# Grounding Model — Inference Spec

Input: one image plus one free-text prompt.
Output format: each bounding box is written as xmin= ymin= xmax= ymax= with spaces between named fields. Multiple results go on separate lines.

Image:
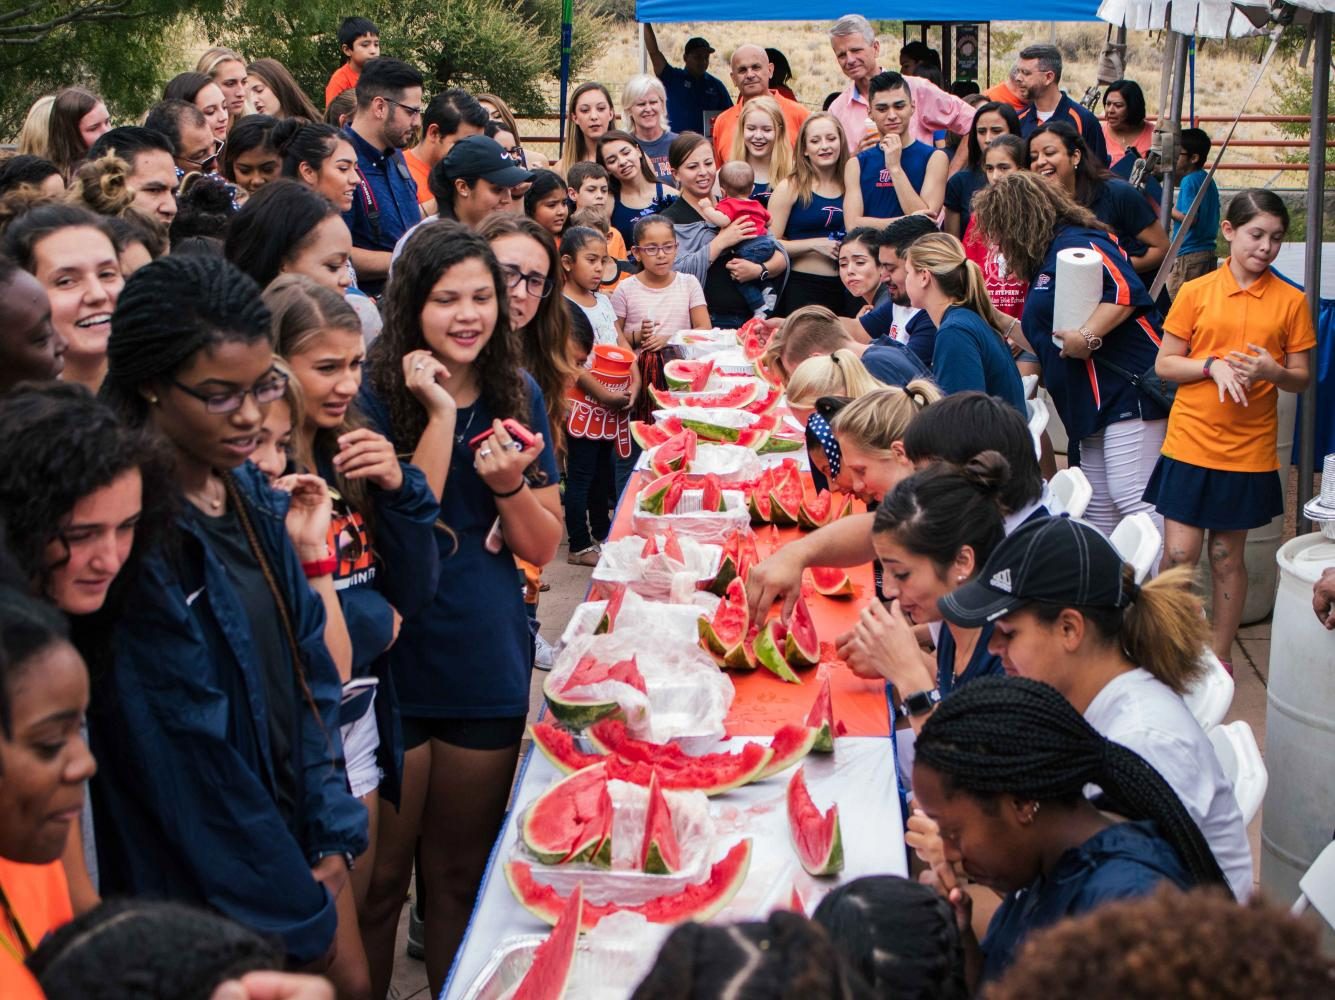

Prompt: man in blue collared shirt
xmin=343 ymin=57 xmax=425 ymax=296
xmin=1015 ymin=44 xmax=1109 ymax=168
xmin=644 ymin=26 xmax=733 ymax=135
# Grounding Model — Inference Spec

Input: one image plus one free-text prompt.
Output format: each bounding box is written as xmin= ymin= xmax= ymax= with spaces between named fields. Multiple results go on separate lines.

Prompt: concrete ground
xmin=388 ymin=540 xmax=1279 ymax=999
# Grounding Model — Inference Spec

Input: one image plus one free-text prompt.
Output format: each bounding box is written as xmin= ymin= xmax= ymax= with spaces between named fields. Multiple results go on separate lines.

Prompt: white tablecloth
xmin=443 ymin=735 xmax=906 ymax=999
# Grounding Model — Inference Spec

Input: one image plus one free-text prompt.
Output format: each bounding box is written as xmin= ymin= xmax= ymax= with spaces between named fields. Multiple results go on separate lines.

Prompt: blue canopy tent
xmin=633 ymin=0 xmax=1100 ymax=20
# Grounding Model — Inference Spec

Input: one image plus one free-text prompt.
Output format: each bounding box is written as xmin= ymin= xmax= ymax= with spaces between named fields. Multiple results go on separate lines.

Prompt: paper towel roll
xmin=1052 ymin=247 xmax=1104 ymax=350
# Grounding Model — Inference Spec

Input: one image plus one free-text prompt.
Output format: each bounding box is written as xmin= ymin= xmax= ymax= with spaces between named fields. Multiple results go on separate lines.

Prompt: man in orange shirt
xmin=324 ymin=16 xmax=380 ymax=108
xmin=711 ymin=44 xmax=809 ymax=165
xmin=985 ymin=64 xmax=1026 ymax=110
xmin=404 ymin=89 xmax=490 ymax=210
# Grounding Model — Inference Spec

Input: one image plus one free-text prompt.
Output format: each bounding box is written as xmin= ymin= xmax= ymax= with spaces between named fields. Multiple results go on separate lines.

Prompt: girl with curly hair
xmin=359 ymin=220 xmax=562 ymax=997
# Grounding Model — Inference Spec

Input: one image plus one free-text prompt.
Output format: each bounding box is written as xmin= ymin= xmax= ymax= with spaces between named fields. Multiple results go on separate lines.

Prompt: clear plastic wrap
xmin=689 ymin=347 xmax=757 ymax=376
xmin=665 ymin=328 xmax=739 ymax=358
xmin=637 ymin=442 xmax=764 ymax=484
xmin=549 ymin=631 xmax=734 ymax=743
xmin=652 ymin=405 xmax=760 ymax=434
xmin=559 ymin=590 xmax=718 ymax=651
xmin=631 ymin=488 xmax=751 ymax=546
xmin=591 ymin=535 xmax=722 ymax=601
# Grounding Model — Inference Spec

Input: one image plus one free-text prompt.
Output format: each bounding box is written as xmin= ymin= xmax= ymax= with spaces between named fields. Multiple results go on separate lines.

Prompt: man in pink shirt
xmin=826 ymin=14 xmax=976 ymax=153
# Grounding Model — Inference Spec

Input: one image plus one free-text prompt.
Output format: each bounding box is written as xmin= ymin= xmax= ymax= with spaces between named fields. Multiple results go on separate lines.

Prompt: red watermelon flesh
xmin=700 ymin=473 xmax=724 ymax=513
xmin=650 ymin=381 xmax=760 ymax=410
xmin=809 ymin=566 xmax=854 ymax=598
xmin=641 ymin=536 xmax=658 ymax=558
xmin=735 ymin=426 xmax=772 ymax=451
xmin=513 ymin=882 xmax=582 ymax=1000
xmin=798 ymin=490 xmax=832 ymax=531
xmin=705 ymin=530 xmax=741 ymax=596
xmin=785 ymin=597 xmax=820 ymax=670
xmin=744 ymin=385 xmax=782 ymax=414
xmin=630 ymin=421 xmax=671 ymax=449
xmin=650 ymin=429 xmax=698 ymax=475
xmin=588 ymin=720 xmax=773 ymax=795
xmin=787 ymin=767 xmax=843 ymax=876
xmin=521 ymin=765 xmax=614 ymax=865
xmin=639 ymin=471 xmax=681 ymax=515
xmin=529 ymin=722 xmax=603 ymax=774
xmin=738 ymin=317 xmax=771 ymax=361
xmin=661 ymin=525 xmax=685 ymax=564
xmin=698 ymin=577 xmax=749 ymax=665
xmin=506 ymin=838 xmax=753 ymax=931
xmin=803 ymin=674 xmax=843 ymax=753
xmin=560 ymin=654 xmax=647 ymax=697
xmin=768 ymin=466 xmax=804 ymax=527
xmin=758 ymin=723 xmax=820 ymax=779
xmin=664 ymin=475 xmax=686 ymax=514
xmin=753 ymin=619 xmax=801 ymax=683
xmin=663 ymin=358 xmax=716 ymax=391
xmin=595 ymin=589 xmax=625 ymax=635
xmin=640 ymin=771 xmax=682 ymax=874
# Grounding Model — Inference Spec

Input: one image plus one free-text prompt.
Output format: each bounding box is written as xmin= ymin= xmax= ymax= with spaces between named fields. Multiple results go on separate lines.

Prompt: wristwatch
xmin=1078 ymin=325 xmax=1103 ymax=352
xmin=894 ymin=688 xmax=942 ymax=720
xmin=1203 ymin=355 xmax=1217 ymax=377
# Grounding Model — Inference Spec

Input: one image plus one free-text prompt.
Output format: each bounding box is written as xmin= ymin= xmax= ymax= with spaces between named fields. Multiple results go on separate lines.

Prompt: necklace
xmin=186 ymin=477 xmax=225 ymax=513
xmin=453 ymin=404 xmax=479 ymax=447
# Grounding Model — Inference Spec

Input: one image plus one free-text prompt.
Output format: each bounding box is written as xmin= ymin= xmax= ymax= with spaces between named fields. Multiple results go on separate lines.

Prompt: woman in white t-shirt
xmin=932 ymin=515 xmax=1253 ymax=901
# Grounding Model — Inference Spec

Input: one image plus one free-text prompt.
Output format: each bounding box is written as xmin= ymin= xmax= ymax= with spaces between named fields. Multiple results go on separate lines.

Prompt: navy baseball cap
xmin=937 ymin=516 xmax=1132 ymax=627
xmin=440 ymin=135 xmax=534 ymax=186
xmin=685 ymin=37 xmax=715 ymax=54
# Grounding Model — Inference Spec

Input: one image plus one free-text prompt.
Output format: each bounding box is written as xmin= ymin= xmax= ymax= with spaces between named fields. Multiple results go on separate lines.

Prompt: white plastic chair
xmin=1182 ymin=649 xmax=1236 ymax=731
xmin=1109 ymin=512 xmax=1162 ymax=584
xmin=1207 ymin=721 xmax=1267 ymax=826
xmin=1021 ymin=373 xmax=1039 ymax=399
xmin=1291 ymin=839 xmax=1335 ymax=925
xmin=1047 ymin=467 xmax=1093 ymax=519
xmin=1025 ymin=397 xmax=1049 ymax=461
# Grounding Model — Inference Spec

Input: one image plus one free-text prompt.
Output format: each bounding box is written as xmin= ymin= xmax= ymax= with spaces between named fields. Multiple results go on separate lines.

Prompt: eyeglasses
xmin=170 ymin=371 xmax=289 ymax=414
xmin=500 ymin=264 xmax=553 ymax=299
xmin=182 ymin=137 xmax=225 ymax=170
xmin=384 ymin=97 xmax=423 ymax=119
xmin=635 ymin=242 xmax=678 ymax=257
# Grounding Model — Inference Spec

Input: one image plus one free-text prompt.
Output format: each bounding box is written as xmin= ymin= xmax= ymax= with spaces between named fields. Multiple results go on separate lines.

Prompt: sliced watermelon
xmin=809 ymin=566 xmax=854 ymax=598
xmin=649 ymin=428 xmax=698 ymax=476
xmin=661 ymin=525 xmax=684 ymax=564
xmin=595 ymin=589 xmax=625 ymax=635
xmin=544 ymin=654 xmax=646 ymax=729
xmin=738 ymin=317 xmax=771 ymax=361
xmin=560 ymin=654 xmax=647 ymax=696
xmin=638 ymin=471 xmax=685 ymax=515
xmin=785 ymin=596 xmax=820 ymax=670
xmin=735 ymin=426 xmax=773 ymax=452
xmin=787 ymin=767 xmax=843 ymax=876
xmin=754 ymin=354 xmax=782 ymax=387
xmin=743 ymin=385 xmax=782 ymax=414
xmin=759 ymin=432 xmax=805 ymax=454
xmin=753 ymin=619 xmax=801 ymax=683
xmin=768 ymin=465 xmax=803 ymax=527
xmin=804 ymin=674 xmax=840 ymax=753
xmin=798 ymin=490 xmax=832 ymax=531
xmin=663 ymin=358 xmax=715 ymax=392
xmin=513 ymin=883 xmax=583 ymax=1000
xmin=630 ymin=421 xmax=672 ymax=449
xmin=728 ymin=623 xmax=761 ymax=670
xmin=588 ymin=720 xmax=773 ymax=795
xmin=640 ymin=535 xmax=658 ymax=558
xmin=699 ymin=473 xmax=724 ymax=513
xmin=640 ymin=771 xmax=682 ymax=874
xmin=705 ymin=531 xmax=740 ymax=596
xmin=506 ymin=839 xmax=753 ymax=931
xmin=650 ymin=381 xmax=760 ymax=410
xmin=679 ymin=416 xmax=744 ymax=443
xmin=521 ymin=765 xmax=613 ymax=866
xmin=834 ymin=494 xmax=855 ymax=519
xmin=758 ymin=723 xmax=819 ymax=779
xmin=698 ymin=577 xmax=749 ymax=666
xmin=747 ymin=484 xmax=772 ymax=524
xmin=529 ymin=722 xmax=604 ymax=774
xmin=789 ymin=885 xmax=805 ymax=914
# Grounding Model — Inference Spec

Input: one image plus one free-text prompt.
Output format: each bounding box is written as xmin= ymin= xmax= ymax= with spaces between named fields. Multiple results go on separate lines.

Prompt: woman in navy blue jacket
xmin=93 ymin=255 xmax=367 ymax=972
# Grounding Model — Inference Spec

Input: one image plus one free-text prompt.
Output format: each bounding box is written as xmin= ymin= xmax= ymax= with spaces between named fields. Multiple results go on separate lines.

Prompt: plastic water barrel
xmin=1259 ymin=533 xmax=1335 ymax=912
xmin=1200 ymin=389 xmax=1296 ymax=624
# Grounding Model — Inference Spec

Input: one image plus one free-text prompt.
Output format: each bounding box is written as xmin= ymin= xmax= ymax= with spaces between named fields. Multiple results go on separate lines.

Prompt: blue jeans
xmin=730 ymin=235 xmax=779 ymax=314
xmin=564 ymin=436 xmax=615 ymax=551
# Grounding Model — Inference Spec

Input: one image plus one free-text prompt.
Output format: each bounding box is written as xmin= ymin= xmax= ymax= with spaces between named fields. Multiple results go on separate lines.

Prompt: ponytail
xmin=786 ymin=349 xmax=883 ymax=409
xmin=905 ymin=232 xmax=1012 ymax=336
xmin=915 ymin=676 xmax=1229 ymax=893
xmin=830 ymin=383 xmax=941 ymax=454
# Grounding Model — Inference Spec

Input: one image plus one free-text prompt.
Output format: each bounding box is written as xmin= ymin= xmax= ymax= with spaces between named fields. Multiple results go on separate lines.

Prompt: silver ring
xmin=479 ymin=447 xmax=493 ymax=458
xmin=512 ymin=440 xmax=524 ymax=451
xmin=414 ymin=363 xmax=426 ymax=371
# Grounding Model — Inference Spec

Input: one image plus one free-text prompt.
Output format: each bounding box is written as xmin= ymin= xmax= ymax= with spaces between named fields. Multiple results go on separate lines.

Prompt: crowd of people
xmin=0 ymin=10 xmax=1329 ymax=1000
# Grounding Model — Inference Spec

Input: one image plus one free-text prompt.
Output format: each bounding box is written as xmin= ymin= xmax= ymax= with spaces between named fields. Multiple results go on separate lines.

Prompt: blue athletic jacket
xmin=89 ymin=462 xmax=368 ymax=965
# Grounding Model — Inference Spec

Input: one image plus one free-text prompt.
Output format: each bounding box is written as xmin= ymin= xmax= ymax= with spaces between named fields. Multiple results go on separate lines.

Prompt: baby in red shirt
xmin=701 ymin=161 xmax=778 ymax=317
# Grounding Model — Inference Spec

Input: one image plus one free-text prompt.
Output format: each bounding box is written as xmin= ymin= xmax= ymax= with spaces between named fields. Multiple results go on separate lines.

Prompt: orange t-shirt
xmin=0 ymin=858 xmax=71 ymax=998
xmin=712 ymin=92 xmax=809 ymax=166
xmin=325 ymin=63 xmax=360 ymax=109
xmin=404 ymin=148 xmax=433 ymax=205
xmin=1161 ymin=265 xmax=1317 ymax=472
xmin=984 ymin=80 xmax=1026 ymax=111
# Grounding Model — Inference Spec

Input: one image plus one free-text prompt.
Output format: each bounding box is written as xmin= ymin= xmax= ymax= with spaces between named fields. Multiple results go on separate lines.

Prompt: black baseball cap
xmin=440 ymin=135 xmax=534 ymax=186
xmin=937 ymin=516 xmax=1132 ymax=627
xmin=685 ymin=37 xmax=715 ymax=55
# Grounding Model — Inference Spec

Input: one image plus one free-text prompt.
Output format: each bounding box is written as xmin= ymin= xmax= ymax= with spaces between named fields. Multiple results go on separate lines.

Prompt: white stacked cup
xmin=1322 ymin=453 xmax=1335 ymax=507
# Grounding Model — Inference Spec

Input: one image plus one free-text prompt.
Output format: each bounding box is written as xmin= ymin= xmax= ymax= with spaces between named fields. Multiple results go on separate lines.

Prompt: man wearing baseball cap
xmin=644 ymin=24 xmax=733 ymax=134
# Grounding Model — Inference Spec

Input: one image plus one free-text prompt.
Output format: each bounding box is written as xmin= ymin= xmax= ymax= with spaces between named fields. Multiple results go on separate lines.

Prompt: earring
xmin=148 ymin=395 xmax=159 ymax=404
xmin=957 ymin=576 xmax=966 ymax=583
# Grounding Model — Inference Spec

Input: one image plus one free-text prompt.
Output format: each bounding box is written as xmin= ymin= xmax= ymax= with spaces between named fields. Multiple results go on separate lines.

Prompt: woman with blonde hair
xmin=18 ymin=96 xmax=56 ymax=158
xmin=557 ymin=82 xmax=614 ymax=176
xmin=768 ymin=112 xmax=853 ymax=316
xmin=786 ymin=349 xmax=883 ymax=422
xmin=476 ymin=93 xmax=549 ymax=169
xmin=901 ymin=231 xmax=1026 ymax=411
xmin=196 ymin=46 xmax=249 ymax=123
xmin=829 ymin=383 xmax=941 ymax=505
xmin=620 ymin=74 xmax=676 ymax=183
xmin=727 ymin=97 xmax=792 ymax=204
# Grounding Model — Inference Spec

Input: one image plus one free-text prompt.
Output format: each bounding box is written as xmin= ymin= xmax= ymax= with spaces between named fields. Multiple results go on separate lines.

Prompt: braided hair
xmin=103 ymin=254 xmax=272 ymax=427
xmin=915 ymin=676 xmax=1229 ymax=892
xmin=813 ymin=876 xmax=967 ymax=1000
xmin=631 ymin=910 xmax=874 ymax=1000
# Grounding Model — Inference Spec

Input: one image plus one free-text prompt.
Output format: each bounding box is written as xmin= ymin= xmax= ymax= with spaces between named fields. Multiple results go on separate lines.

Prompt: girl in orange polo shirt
xmin=1144 ymin=189 xmax=1315 ymax=667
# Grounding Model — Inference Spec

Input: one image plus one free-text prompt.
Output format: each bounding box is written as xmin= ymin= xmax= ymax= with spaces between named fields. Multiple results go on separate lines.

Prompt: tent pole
xmin=639 ymin=21 xmax=648 ymax=75
xmin=1159 ymin=32 xmax=1188 ymax=232
xmin=1300 ymin=12 xmax=1331 ymax=531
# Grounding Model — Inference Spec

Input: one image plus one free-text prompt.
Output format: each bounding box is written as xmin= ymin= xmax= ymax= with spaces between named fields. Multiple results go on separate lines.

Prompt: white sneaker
xmin=534 ymin=633 xmax=556 ymax=671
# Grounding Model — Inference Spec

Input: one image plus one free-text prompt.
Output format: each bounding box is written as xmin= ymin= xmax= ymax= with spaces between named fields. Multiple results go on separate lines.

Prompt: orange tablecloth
xmin=606 ymin=470 xmax=891 ymax=738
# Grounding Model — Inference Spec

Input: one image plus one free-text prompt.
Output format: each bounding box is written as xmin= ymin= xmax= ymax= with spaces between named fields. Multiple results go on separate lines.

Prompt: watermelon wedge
xmin=787 ymin=767 xmax=843 ymax=876
xmin=804 ymin=674 xmax=843 ymax=753
xmin=809 ymin=566 xmax=854 ymax=598
xmin=758 ymin=432 xmax=805 ymax=454
xmin=834 ymin=494 xmax=855 ymax=519
xmin=698 ymin=577 xmax=749 ymax=666
xmin=649 ymin=429 xmax=697 ymax=476
xmin=649 ymin=381 xmax=760 ymax=410
xmin=785 ymin=597 xmax=820 ymax=670
xmin=521 ymin=765 xmax=613 ymax=866
xmin=587 ymin=720 xmax=773 ymax=795
xmin=640 ymin=535 xmax=658 ymax=558
xmin=731 ymin=623 xmax=761 ymax=670
xmin=735 ymin=426 xmax=772 ymax=452
xmin=506 ymin=839 xmax=753 ymax=931
xmin=789 ymin=885 xmax=805 ymax=915
xmin=754 ymin=354 xmax=782 ymax=387
xmin=704 ymin=530 xmax=757 ymax=596
xmin=513 ymin=883 xmax=582 ymax=1000
xmin=746 ymin=485 xmax=772 ymax=524
xmin=758 ymin=723 xmax=819 ymax=779
xmin=529 ymin=722 xmax=603 ymax=774
xmin=699 ymin=473 xmax=724 ymax=513
xmin=753 ymin=619 xmax=801 ymax=683
xmin=768 ymin=465 xmax=803 ymax=527
xmin=544 ymin=654 xmax=646 ymax=729
xmin=663 ymin=358 xmax=715 ymax=392
xmin=595 ymin=589 xmax=624 ymax=635
xmin=640 ymin=771 xmax=682 ymax=874
xmin=638 ymin=471 xmax=685 ymax=515
xmin=679 ymin=417 xmax=744 ymax=444
xmin=798 ymin=490 xmax=832 ymax=531
xmin=661 ymin=525 xmax=685 ymax=564
xmin=743 ymin=385 xmax=782 ymax=414
xmin=738 ymin=317 xmax=771 ymax=361
xmin=630 ymin=421 xmax=672 ymax=449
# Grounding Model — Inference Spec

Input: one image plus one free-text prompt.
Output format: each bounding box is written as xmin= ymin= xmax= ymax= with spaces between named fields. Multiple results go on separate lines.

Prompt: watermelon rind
xmin=679 ymin=417 xmax=743 ymax=443
xmin=521 ymin=766 xmax=614 ymax=865
xmin=630 ymin=421 xmax=671 ymax=449
xmin=512 ymin=883 xmax=583 ymax=1000
xmin=528 ymin=722 xmax=603 ymax=774
xmin=587 ymin=720 xmax=774 ymax=795
xmin=785 ymin=597 xmax=820 ymax=670
xmin=697 ymin=578 xmax=748 ymax=664
xmin=505 ymin=838 xmax=754 ymax=931
xmin=787 ymin=767 xmax=844 ymax=876
xmin=663 ymin=358 xmax=715 ymax=391
xmin=804 ymin=675 xmax=837 ymax=753
xmin=798 ymin=491 xmax=832 ymax=531
xmin=758 ymin=724 xmax=819 ymax=779
xmin=809 ymin=567 xmax=854 ymax=598
xmin=758 ymin=434 xmax=805 ymax=454
xmin=753 ymin=620 xmax=802 ymax=683
xmin=640 ymin=772 xmax=682 ymax=875
xmin=638 ymin=471 xmax=682 ymax=515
